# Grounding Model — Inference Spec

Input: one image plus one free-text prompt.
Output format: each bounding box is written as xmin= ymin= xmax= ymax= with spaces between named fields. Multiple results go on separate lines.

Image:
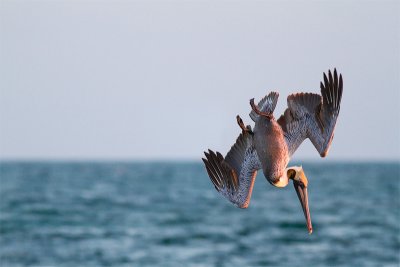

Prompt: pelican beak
xmin=293 ymin=172 xmax=312 ymax=234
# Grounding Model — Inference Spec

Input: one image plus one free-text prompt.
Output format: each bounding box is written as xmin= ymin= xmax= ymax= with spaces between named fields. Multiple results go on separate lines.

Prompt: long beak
xmin=293 ymin=180 xmax=313 ymax=234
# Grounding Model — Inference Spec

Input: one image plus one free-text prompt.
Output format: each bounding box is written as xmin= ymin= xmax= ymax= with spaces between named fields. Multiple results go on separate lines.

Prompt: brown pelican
xmin=202 ymin=69 xmax=343 ymax=234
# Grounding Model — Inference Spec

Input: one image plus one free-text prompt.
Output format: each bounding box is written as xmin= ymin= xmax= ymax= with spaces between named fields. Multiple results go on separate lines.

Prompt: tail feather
xmin=249 ymin=92 xmax=279 ymax=122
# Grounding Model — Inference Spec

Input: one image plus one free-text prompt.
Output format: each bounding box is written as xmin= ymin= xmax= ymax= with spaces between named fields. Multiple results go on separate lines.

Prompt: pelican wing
xmin=202 ymin=132 xmax=261 ymax=209
xmin=277 ymin=69 xmax=343 ymax=157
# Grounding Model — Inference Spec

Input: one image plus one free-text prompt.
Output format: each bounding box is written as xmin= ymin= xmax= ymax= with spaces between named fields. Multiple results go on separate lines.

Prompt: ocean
xmin=0 ymin=161 xmax=399 ymax=267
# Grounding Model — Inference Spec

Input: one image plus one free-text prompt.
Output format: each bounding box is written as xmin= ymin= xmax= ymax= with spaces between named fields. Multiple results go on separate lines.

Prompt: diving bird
xmin=202 ymin=69 xmax=343 ymax=234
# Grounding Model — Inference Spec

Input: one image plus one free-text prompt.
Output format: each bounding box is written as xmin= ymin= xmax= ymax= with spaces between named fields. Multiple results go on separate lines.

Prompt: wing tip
xmin=238 ymin=203 xmax=250 ymax=209
xmin=202 ymin=153 xmax=223 ymax=191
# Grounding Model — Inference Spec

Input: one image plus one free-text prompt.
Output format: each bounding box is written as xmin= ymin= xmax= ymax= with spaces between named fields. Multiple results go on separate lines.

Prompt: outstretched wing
xmin=277 ymin=69 xmax=343 ymax=157
xmin=202 ymin=132 xmax=261 ymax=209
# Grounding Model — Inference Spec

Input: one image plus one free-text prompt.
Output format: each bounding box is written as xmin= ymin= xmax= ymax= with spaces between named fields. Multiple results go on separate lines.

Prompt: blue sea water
xmin=0 ymin=161 xmax=399 ymax=267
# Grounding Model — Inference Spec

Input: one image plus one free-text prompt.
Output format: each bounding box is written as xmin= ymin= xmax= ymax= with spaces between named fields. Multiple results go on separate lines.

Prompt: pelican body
xmin=253 ymin=112 xmax=289 ymax=185
xmin=202 ymin=69 xmax=343 ymax=234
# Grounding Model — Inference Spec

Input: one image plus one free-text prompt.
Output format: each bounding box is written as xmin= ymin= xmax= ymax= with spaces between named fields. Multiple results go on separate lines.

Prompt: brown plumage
xmin=202 ymin=69 xmax=343 ymax=233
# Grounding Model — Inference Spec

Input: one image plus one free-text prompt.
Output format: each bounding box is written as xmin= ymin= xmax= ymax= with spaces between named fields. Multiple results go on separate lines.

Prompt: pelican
xmin=202 ymin=69 xmax=343 ymax=234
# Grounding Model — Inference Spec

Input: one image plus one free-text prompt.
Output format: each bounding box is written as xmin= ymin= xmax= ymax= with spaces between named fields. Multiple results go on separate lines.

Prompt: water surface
xmin=0 ymin=161 xmax=399 ymax=266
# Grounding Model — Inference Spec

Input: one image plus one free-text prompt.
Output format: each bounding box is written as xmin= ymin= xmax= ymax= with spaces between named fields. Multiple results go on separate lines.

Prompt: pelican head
xmin=273 ymin=166 xmax=313 ymax=234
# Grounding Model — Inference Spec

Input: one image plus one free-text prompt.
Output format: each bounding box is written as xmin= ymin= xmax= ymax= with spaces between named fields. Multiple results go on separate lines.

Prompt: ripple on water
xmin=0 ymin=161 xmax=399 ymax=267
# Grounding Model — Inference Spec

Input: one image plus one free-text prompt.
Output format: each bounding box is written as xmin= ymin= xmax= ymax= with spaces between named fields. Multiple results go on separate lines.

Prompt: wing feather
xmin=203 ymin=132 xmax=261 ymax=208
xmin=278 ymin=69 xmax=343 ymax=157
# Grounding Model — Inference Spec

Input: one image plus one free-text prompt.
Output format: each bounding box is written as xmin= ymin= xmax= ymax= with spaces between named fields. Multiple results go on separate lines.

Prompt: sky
xmin=0 ymin=0 xmax=399 ymax=161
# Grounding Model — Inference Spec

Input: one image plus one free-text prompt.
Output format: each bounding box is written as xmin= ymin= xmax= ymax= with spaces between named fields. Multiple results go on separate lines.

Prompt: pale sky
xmin=0 ymin=0 xmax=399 ymax=161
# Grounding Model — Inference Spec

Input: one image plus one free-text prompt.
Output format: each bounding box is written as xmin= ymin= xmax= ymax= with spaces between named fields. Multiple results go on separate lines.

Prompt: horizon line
xmin=0 ymin=157 xmax=399 ymax=164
